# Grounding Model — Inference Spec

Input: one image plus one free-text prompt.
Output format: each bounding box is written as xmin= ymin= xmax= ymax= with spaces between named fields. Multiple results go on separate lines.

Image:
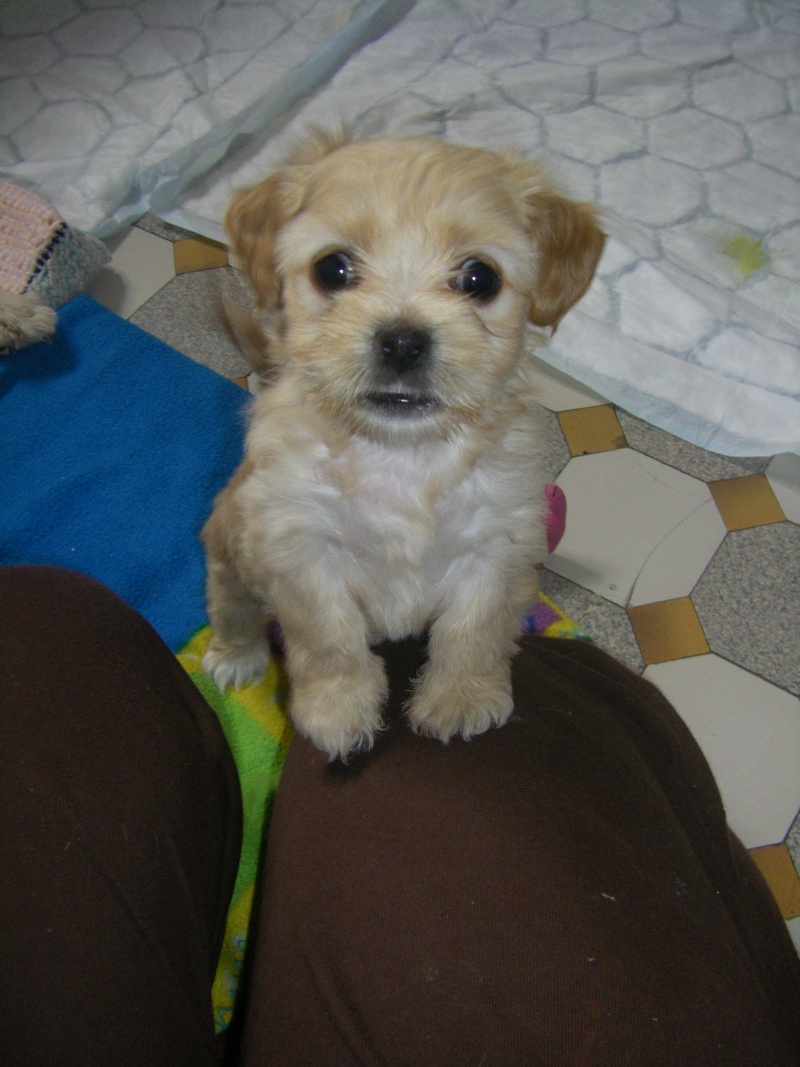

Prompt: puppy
xmin=202 ymin=131 xmax=604 ymax=760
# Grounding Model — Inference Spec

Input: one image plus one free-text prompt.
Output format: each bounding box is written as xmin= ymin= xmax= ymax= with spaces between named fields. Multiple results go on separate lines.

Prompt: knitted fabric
xmin=0 ymin=180 xmax=62 ymax=295
xmin=0 ymin=179 xmax=109 ymax=307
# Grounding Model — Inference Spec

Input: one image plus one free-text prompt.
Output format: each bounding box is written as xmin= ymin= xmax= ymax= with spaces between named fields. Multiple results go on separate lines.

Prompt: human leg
xmin=0 ymin=566 xmax=242 ymax=1066
xmin=240 ymin=635 xmax=800 ymax=1066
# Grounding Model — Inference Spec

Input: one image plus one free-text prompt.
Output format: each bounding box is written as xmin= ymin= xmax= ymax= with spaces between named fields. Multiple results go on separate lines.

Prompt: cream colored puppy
xmin=202 ymin=131 xmax=604 ymax=760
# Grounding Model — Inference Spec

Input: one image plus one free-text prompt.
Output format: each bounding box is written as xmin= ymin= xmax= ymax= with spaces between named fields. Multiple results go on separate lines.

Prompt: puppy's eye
xmin=313 ymin=252 xmax=357 ymax=292
xmin=451 ymin=258 xmax=501 ymax=302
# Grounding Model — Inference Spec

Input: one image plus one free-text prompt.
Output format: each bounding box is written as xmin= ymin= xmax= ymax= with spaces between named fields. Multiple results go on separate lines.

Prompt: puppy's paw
xmin=0 ymin=291 xmax=58 ymax=352
xmin=203 ymin=635 xmax=270 ymax=691
xmin=408 ymin=666 xmax=514 ymax=743
xmin=290 ymin=656 xmax=387 ymax=762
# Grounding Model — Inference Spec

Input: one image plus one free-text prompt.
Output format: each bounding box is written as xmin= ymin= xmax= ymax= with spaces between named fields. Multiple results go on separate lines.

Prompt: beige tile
xmin=628 ymin=498 xmax=727 ymax=608
xmin=558 ymin=405 xmax=627 ymax=456
xmin=529 ymin=354 xmax=607 ymax=411
xmin=173 ymin=236 xmax=229 ymax=274
xmin=87 ymin=226 xmax=175 ymax=319
xmin=644 ymin=656 xmax=800 ymax=849
xmin=549 ymin=450 xmax=714 ymax=607
xmin=709 ymin=474 xmax=786 ymax=531
xmin=628 ymin=598 xmax=710 ymax=665
xmin=766 ymin=453 xmax=800 ymax=524
xmin=749 ymin=844 xmax=800 ymax=920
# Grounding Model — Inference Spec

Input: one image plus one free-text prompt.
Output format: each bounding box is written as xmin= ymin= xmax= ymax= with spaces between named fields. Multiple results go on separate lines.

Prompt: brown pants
xmin=1 ymin=566 xmax=799 ymax=1066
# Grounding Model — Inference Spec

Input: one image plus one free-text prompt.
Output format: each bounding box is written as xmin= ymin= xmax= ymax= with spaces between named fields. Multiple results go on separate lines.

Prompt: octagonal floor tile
xmin=530 ymin=354 xmax=607 ymax=412
xmin=629 ymin=496 xmax=726 ymax=606
xmin=549 ymin=449 xmax=714 ymax=606
xmin=87 ymin=226 xmax=175 ymax=319
xmin=767 ymin=452 xmax=800 ymax=524
xmin=645 ymin=654 xmax=800 ymax=849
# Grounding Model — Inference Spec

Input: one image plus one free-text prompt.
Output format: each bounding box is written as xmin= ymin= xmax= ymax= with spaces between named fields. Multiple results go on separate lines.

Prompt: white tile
xmin=645 ymin=655 xmax=800 ymax=849
xmin=530 ymin=353 xmax=608 ymax=411
xmin=86 ymin=226 xmax=175 ymax=319
xmin=629 ymin=497 xmax=727 ymax=606
xmin=548 ymin=449 xmax=711 ymax=606
xmin=767 ymin=452 xmax=800 ymax=524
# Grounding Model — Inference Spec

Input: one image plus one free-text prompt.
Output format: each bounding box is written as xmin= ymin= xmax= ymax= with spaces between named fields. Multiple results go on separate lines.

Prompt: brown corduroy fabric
xmin=0 ymin=566 xmax=242 ymax=1067
xmin=1 ymin=566 xmax=798 ymax=1066
xmin=240 ymin=637 xmax=800 ymax=1066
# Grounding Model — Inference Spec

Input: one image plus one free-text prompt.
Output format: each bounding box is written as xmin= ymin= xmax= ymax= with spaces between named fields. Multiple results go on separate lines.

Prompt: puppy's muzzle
xmin=365 ymin=322 xmax=439 ymax=418
xmin=375 ymin=323 xmax=432 ymax=377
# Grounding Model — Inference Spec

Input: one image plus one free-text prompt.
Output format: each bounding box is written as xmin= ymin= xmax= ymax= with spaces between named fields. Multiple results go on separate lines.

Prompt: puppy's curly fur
xmin=0 ymin=291 xmax=57 ymax=355
xmin=203 ymin=132 xmax=604 ymax=760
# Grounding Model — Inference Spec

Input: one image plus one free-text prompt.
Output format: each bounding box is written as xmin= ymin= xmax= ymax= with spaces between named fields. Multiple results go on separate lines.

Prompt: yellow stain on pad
xmin=721 ymin=234 xmax=767 ymax=277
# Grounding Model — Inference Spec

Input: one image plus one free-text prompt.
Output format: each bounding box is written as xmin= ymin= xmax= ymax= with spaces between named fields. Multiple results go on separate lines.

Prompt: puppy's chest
xmin=325 ymin=447 xmax=484 ymax=571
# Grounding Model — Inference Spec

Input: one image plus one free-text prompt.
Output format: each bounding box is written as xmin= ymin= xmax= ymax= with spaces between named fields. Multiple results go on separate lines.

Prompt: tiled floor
xmin=87 ymin=217 xmax=800 ymax=952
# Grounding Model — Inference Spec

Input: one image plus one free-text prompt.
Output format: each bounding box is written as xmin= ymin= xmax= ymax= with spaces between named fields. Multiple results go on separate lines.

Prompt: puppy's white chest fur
xmin=329 ymin=442 xmax=444 ymax=568
xmin=325 ymin=439 xmax=483 ymax=639
xmin=243 ymin=407 xmax=545 ymax=644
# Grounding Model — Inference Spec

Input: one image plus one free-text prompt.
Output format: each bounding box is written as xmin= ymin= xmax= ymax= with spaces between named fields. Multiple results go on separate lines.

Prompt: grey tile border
xmin=692 ymin=523 xmax=800 ymax=697
xmin=542 ymin=408 xmax=571 ymax=485
xmin=787 ymin=809 xmax=800 ymax=877
xmin=129 ymin=268 xmax=252 ymax=379
xmin=616 ymin=409 xmax=769 ymax=482
xmin=134 ymin=212 xmax=196 ymax=243
xmin=538 ymin=568 xmax=645 ymax=674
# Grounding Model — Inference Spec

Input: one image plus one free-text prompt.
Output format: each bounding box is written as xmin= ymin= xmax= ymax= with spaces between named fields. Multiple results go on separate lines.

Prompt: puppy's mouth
xmin=363 ymin=391 xmax=440 ymax=417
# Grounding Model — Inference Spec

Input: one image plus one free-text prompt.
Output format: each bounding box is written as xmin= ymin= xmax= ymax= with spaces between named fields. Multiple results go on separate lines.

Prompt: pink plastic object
xmin=544 ymin=484 xmax=566 ymax=554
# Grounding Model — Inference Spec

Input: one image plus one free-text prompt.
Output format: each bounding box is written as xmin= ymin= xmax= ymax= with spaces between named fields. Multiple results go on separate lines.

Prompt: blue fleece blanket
xmin=0 ymin=294 xmax=249 ymax=651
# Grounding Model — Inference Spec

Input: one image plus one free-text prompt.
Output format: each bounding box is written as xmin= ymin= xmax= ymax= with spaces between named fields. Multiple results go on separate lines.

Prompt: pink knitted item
xmin=0 ymin=180 xmax=63 ymax=295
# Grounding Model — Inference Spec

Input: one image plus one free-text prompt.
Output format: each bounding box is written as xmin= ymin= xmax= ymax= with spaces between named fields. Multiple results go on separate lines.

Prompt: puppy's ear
xmin=225 ymin=174 xmax=299 ymax=314
xmin=225 ymin=127 xmax=349 ymax=313
xmin=524 ymin=189 xmax=605 ymax=330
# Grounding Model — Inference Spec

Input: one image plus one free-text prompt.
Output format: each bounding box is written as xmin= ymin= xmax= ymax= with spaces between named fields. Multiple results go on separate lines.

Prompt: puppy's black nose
xmin=375 ymin=324 xmax=432 ymax=377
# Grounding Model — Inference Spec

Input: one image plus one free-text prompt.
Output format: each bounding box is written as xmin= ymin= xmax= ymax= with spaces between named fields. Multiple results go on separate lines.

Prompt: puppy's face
xmin=228 ymin=134 xmax=604 ymax=442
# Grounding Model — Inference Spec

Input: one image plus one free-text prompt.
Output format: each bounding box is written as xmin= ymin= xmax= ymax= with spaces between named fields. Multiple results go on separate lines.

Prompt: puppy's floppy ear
xmin=524 ymin=186 xmax=605 ymax=330
xmin=225 ymin=127 xmax=349 ymax=313
xmin=225 ymin=175 xmax=296 ymax=314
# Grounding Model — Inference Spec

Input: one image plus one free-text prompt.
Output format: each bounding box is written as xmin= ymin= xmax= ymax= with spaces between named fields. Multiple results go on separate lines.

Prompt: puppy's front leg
xmin=202 ymin=463 xmax=271 ymax=691
xmin=409 ymin=566 xmax=536 ymax=742
xmin=203 ymin=558 xmax=271 ymax=691
xmin=273 ymin=574 xmax=388 ymax=761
